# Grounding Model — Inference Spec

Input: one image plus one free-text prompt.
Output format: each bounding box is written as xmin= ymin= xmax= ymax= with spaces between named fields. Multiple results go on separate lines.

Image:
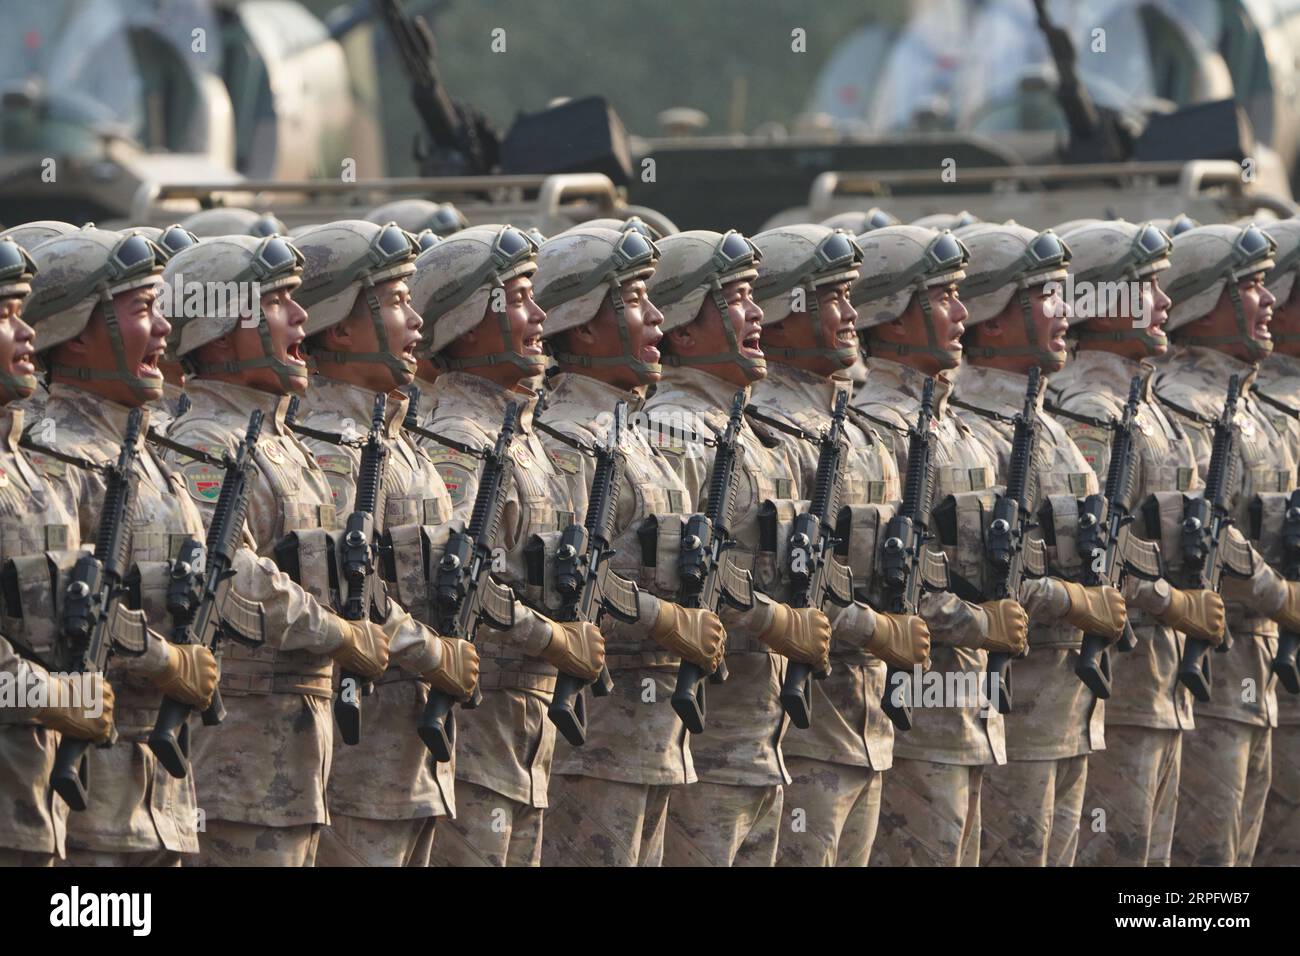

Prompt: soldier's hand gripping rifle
xmin=420 ymin=402 xmax=519 ymax=762
xmin=1272 ymin=488 xmax=1300 ymax=694
xmin=51 ymin=408 xmax=147 ymax=811
xmin=547 ymin=401 xmax=638 ymax=746
xmin=878 ymin=378 xmax=940 ymax=732
xmin=672 ymin=391 xmax=754 ymax=735
xmin=1176 ymin=375 xmax=1241 ymax=702
xmin=149 ymin=410 xmax=265 ymax=779
xmin=984 ymin=367 xmax=1045 ymax=715
xmin=780 ymin=391 xmax=854 ymax=730
xmin=334 ymin=394 xmax=391 ymax=746
xmin=1073 ymin=375 xmax=1143 ymax=698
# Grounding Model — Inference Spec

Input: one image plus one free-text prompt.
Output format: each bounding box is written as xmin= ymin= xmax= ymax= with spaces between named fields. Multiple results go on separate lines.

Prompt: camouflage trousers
xmin=1256 ymin=724 xmax=1300 ymax=867
xmin=428 ymin=781 xmax=543 ymax=867
xmin=1174 ymin=716 xmax=1271 ymax=866
xmin=0 ymin=848 xmax=53 ymax=866
xmin=189 ymin=820 xmax=320 ymax=866
xmin=663 ymin=782 xmax=783 ymax=867
xmin=981 ymin=754 xmax=1088 ymax=866
xmin=775 ymin=758 xmax=882 ymax=867
xmin=316 ymin=814 xmax=438 ymax=867
xmin=1076 ymin=726 xmax=1181 ymax=867
xmin=541 ymin=774 xmax=671 ymax=866
xmin=60 ymin=848 xmax=181 ymax=867
xmin=871 ymin=759 xmax=983 ymax=867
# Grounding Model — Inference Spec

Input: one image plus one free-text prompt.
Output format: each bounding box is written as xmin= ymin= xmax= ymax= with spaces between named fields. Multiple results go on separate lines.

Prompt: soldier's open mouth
xmin=523 ymin=334 xmax=543 ymax=354
xmin=742 ymin=331 xmax=762 ymax=353
xmin=286 ymin=341 xmax=307 ymax=365
xmin=835 ymin=326 xmax=857 ymax=346
xmin=137 ymin=350 xmax=164 ymax=378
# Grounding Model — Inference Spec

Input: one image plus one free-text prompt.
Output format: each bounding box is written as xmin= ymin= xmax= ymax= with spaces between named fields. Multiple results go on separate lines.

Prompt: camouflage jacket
xmin=535 ymin=371 xmax=695 ymax=785
xmin=1050 ymin=350 xmax=1198 ymax=731
xmin=1154 ymin=346 xmax=1297 ymax=729
xmin=294 ymin=374 xmax=456 ymax=821
xmin=855 ymin=357 xmax=1006 ymax=766
xmin=0 ymin=406 xmax=78 ymax=856
xmin=953 ymin=363 xmax=1106 ymax=761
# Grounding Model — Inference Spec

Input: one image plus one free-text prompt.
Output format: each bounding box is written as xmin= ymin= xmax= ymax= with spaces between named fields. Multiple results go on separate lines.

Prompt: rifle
xmin=546 ymin=401 xmax=637 ymax=746
xmin=780 ymin=391 xmax=854 ymax=729
xmin=1176 ymin=375 xmax=1240 ymax=702
xmin=672 ymin=390 xmax=754 ymax=734
xmin=50 ymin=408 xmax=147 ymax=811
xmin=1272 ymin=489 xmax=1300 ymax=694
xmin=878 ymin=378 xmax=939 ymax=731
xmin=1072 ymin=375 xmax=1142 ymax=698
xmin=984 ymin=366 xmax=1044 ymax=715
xmin=334 ymin=394 xmax=390 ymax=746
xmin=420 ymin=402 xmax=519 ymax=761
xmin=148 ymin=410 xmax=265 ymax=778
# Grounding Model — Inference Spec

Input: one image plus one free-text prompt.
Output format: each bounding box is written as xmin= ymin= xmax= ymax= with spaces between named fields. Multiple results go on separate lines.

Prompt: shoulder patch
xmin=171 ymin=442 xmax=226 ymax=466
xmin=325 ymin=472 xmax=353 ymax=508
xmin=183 ymin=460 xmax=224 ymax=503
xmin=426 ymin=446 xmax=479 ymax=507
xmin=315 ymin=453 xmax=353 ymax=476
xmin=26 ymin=452 xmax=64 ymax=479
xmin=548 ymin=448 xmax=584 ymax=476
xmin=1064 ymin=423 xmax=1109 ymax=473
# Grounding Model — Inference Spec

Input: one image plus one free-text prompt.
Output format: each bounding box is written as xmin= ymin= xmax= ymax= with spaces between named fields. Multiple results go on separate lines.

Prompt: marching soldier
xmin=849 ymin=224 xmax=1030 ymax=866
xmin=952 ymin=224 xmax=1129 ymax=866
xmin=643 ymin=229 xmax=834 ymax=866
xmin=407 ymin=225 xmax=606 ymax=867
xmin=1049 ymin=220 xmax=1226 ymax=866
xmin=160 ymin=234 xmax=393 ymax=866
xmin=1156 ymin=223 xmax=1300 ymax=866
xmin=0 ymin=237 xmax=114 ymax=867
xmin=529 ymin=225 xmax=726 ymax=866
xmin=287 ymin=220 xmax=479 ymax=866
xmin=1254 ymin=217 xmax=1300 ymax=867
xmin=24 ymin=227 xmax=219 ymax=865
xmin=745 ymin=224 xmax=935 ymax=866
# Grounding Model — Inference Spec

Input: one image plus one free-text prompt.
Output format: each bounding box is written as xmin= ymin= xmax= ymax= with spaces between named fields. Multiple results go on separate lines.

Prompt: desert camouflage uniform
xmin=534 ymin=371 xmax=697 ymax=867
xmin=645 ymin=366 xmax=799 ymax=867
xmin=854 ymin=358 xmax=1005 ymax=867
xmin=36 ymin=384 xmax=205 ymax=866
xmin=412 ymin=371 xmax=575 ymax=867
xmin=1238 ymin=351 xmax=1300 ymax=866
xmin=0 ymin=405 xmax=79 ymax=866
xmin=1154 ymin=346 xmax=1297 ymax=866
xmin=293 ymin=375 xmax=456 ymax=867
xmin=954 ymin=363 xmax=1105 ymax=866
xmin=1050 ymin=351 xmax=1200 ymax=867
xmin=162 ymin=379 xmax=374 ymax=866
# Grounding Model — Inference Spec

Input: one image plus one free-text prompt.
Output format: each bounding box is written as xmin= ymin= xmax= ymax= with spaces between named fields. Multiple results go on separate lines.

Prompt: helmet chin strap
xmin=50 ymin=292 xmax=164 ymax=402
xmin=309 ymin=279 xmax=417 ymax=387
xmin=663 ymin=284 xmax=766 ymax=378
xmin=0 ymin=373 xmax=36 ymax=404
xmin=964 ymin=285 xmax=1063 ymax=368
xmin=194 ymin=315 xmax=309 ymax=392
xmin=866 ymin=283 xmax=961 ymax=369
xmin=1179 ymin=280 xmax=1273 ymax=361
xmin=434 ymin=290 xmax=547 ymax=376
xmin=761 ymin=289 xmax=859 ymax=368
xmin=552 ymin=283 xmax=661 ymax=382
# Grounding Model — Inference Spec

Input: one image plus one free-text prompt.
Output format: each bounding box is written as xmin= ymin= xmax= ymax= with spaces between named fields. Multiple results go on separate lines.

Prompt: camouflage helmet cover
xmin=852 ymin=225 xmax=968 ymax=330
xmin=750 ymin=223 xmax=863 ymax=326
xmin=644 ymin=229 xmax=761 ymax=334
xmin=181 ymin=207 xmax=286 ymax=238
xmin=0 ymin=220 xmax=78 ymax=252
xmin=293 ymin=220 xmax=418 ymax=337
xmin=958 ymin=224 xmax=1071 ymax=326
xmin=1162 ymin=224 xmax=1276 ymax=333
xmin=1057 ymin=220 xmax=1172 ymax=328
xmin=1262 ymin=218 xmax=1300 ymax=306
xmin=821 ymin=207 xmax=900 ymax=235
xmin=366 ymin=199 xmax=469 ymax=238
xmin=534 ymin=226 xmax=658 ymax=338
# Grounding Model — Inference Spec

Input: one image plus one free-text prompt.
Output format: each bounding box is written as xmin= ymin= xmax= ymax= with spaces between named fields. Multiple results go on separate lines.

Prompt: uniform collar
xmin=544 ymin=372 xmax=645 ymax=416
xmin=47 ymin=382 xmax=153 ymax=444
xmin=863 ymin=357 xmax=955 ymax=418
xmin=426 ymin=370 xmax=538 ymax=433
xmin=186 ymin=378 xmax=296 ymax=437
xmin=302 ymin=374 xmax=407 ymax=440
xmin=657 ymin=366 xmax=751 ymax=410
xmin=953 ymin=362 xmax=1046 ymax=414
xmin=751 ymin=363 xmax=844 ymax=417
xmin=1164 ymin=345 xmax=1259 ymax=399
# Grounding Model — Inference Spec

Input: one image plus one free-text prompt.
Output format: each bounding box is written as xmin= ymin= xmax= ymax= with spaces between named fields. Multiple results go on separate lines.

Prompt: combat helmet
xmin=292 ymin=220 xmax=420 ymax=382
xmin=577 ymin=216 xmax=666 ymax=241
xmin=25 ymin=227 xmax=168 ymax=401
xmin=367 ymin=200 xmax=467 ymax=252
xmin=750 ymin=224 xmax=864 ymax=366
xmin=0 ymin=221 xmax=78 ymax=251
xmin=1162 ymin=223 xmax=1276 ymax=360
xmin=163 ymin=233 xmax=306 ymax=391
xmin=407 ymin=224 xmax=541 ymax=372
xmin=1058 ymin=220 xmax=1172 ymax=349
xmin=1262 ymin=219 xmax=1300 ymax=314
xmin=852 ymin=225 xmax=969 ymax=365
xmin=120 ymin=224 xmax=200 ymax=262
xmin=821 ymin=208 xmax=899 ymax=235
xmin=959 ymin=224 xmax=1072 ymax=365
xmin=0 ymin=238 xmax=40 ymax=401
xmin=913 ymin=211 xmax=981 ymax=231
xmin=534 ymin=226 xmax=661 ymax=380
xmin=182 ymin=207 xmax=286 ymax=238
xmin=645 ymin=229 xmax=763 ymax=376
xmin=1149 ymin=214 xmax=1200 ymax=237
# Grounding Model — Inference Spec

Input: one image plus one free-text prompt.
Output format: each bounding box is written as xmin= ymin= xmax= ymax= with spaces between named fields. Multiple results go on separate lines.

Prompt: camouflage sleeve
xmin=919 ymin=591 xmax=989 ymax=648
xmin=0 ymin=634 xmax=46 ymax=684
xmin=1019 ymin=576 xmax=1072 ymax=623
xmin=1220 ymin=525 xmax=1288 ymax=615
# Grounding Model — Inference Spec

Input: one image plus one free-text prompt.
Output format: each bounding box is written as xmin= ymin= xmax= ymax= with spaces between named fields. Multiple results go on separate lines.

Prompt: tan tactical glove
xmin=867 ymin=612 xmax=931 ymax=670
xmin=329 ymin=620 xmax=391 ymax=682
xmin=423 ymin=636 xmax=480 ymax=701
xmin=648 ymin=603 xmax=726 ymax=673
xmin=150 ymin=643 xmax=219 ymax=708
xmin=980 ymin=599 xmax=1028 ymax=655
xmin=758 ymin=603 xmax=831 ymax=671
xmin=542 ymin=621 xmax=606 ymax=682
xmin=1156 ymin=587 xmax=1226 ymax=645
xmin=1061 ymin=582 xmax=1127 ymax=643
xmin=37 ymin=674 xmax=115 ymax=743
xmin=1271 ymin=581 xmax=1300 ymax=632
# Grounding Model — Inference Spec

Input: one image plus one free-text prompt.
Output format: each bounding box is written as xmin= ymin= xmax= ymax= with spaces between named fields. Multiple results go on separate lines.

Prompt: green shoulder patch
xmin=425 ymin=446 xmax=479 ymax=507
xmin=1065 ymin=423 xmax=1109 ymax=475
xmin=548 ymin=448 xmax=584 ymax=476
xmin=183 ymin=460 xmax=225 ymax=503
xmin=315 ymin=453 xmax=353 ymax=476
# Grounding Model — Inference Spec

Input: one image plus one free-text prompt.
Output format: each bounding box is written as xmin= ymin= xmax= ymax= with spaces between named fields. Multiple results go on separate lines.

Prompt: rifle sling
xmin=401 ymin=419 xmax=486 ymax=459
xmin=534 ymin=420 xmax=594 ymax=456
xmin=19 ymin=430 xmax=109 ymax=474
xmin=948 ymin=397 xmax=1016 ymax=426
xmin=286 ymin=421 xmax=365 ymax=448
xmin=1152 ymin=389 xmax=1217 ymax=427
xmin=143 ymin=427 xmax=227 ymax=468
xmin=1041 ymin=401 xmax=1113 ymax=430
xmin=743 ymin=405 xmax=819 ymax=445
xmin=1255 ymin=388 xmax=1300 ymax=419
xmin=846 ymin=404 xmax=906 ymax=436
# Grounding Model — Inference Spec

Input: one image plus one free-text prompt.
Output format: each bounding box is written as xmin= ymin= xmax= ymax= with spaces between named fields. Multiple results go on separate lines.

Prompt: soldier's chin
xmin=742 ymin=356 xmax=768 ymax=381
xmin=940 ymin=346 xmax=963 ymax=370
xmin=1143 ymin=329 xmax=1169 ymax=356
xmin=1042 ymin=348 xmax=1068 ymax=373
xmin=4 ymin=373 xmax=36 ymax=402
xmin=833 ymin=345 xmax=858 ymax=367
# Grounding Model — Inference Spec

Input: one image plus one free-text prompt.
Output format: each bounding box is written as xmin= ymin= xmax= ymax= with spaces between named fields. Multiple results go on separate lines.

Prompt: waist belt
xmin=220 ymin=644 xmax=334 ymax=698
xmin=604 ymin=649 xmax=680 ymax=670
xmin=375 ymin=664 xmax=421 ymax=687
